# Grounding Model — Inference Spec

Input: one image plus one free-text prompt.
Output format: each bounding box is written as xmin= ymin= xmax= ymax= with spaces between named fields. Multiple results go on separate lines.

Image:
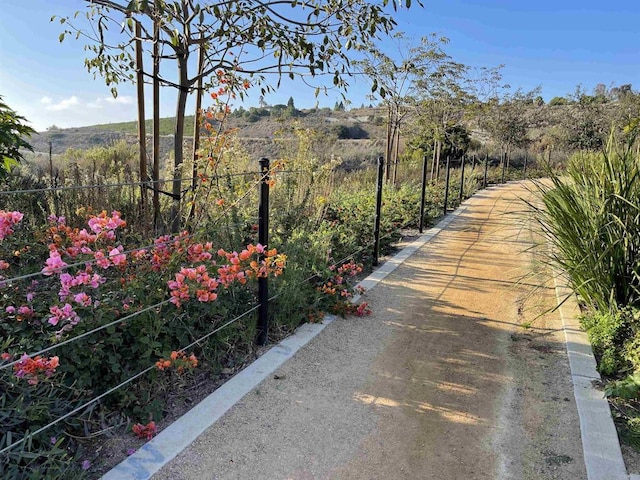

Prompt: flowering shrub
xmin=156 ymin=351 xmax=198 ymax=373
xmin=0 ymin=210 xmax=24 ymax=240
xmin=132 ymin=421 xmax=157 ymax=440
xmin=312 ymin=261 xmax=371 ymax=319
xmin=3 ymin=353 xmax=60 ymax=385
xmin=0 ymin=208 xmax=288 ymax=478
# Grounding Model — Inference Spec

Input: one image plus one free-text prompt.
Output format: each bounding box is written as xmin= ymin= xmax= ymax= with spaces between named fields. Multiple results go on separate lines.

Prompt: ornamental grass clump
xmin=532 ymin=131 xmax=640 ymax=448
xmin=534 ymin=132 xmax=640 ymax=312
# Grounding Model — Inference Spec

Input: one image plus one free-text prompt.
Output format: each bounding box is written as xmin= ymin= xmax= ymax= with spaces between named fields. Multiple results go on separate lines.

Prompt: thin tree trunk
xmin=171 ymin=54 xmax=189 ymax=233
xmin=429 ymin=139 xmax=437 ymax=182
xmin=134 ymin=21 xmax=148 ymax=225
xmin=392 ymin=125 xmax=401 ymax=185
xmin=385 ymin=107 xmax=393 ymax=181
xmin=152 ymin=14 xmax=160 ymax=232
xmin=435 ymin=139 xmax=442 ymax=181
xmin=186 ymin=37 xmax=205 ymax=228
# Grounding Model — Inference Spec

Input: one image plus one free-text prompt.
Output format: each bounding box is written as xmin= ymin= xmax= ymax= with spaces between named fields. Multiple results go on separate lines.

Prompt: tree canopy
xmin=57 ymin=0 xmax=418 ymax=230
xmin=0 ymin=96 xmax=35 ymax=179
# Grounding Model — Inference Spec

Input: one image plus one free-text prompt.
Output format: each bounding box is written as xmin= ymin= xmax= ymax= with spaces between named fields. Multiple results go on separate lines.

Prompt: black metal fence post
xmin=458 ymin=155 xmax=465 ymax=204
xmin=257 ymin=157 xmax=270 ymax=346
xmin=373 ymin=156 xmax=384 ymax=266
xmin=523 ymin=151 xmax=528 ymax=180
xmin=419 ymin=154 xmax=428 ymax=233
xmin=443 ymin=156 xmax=451 ymax=217
xmin=483 ymin=154 xmax=489 ymax=188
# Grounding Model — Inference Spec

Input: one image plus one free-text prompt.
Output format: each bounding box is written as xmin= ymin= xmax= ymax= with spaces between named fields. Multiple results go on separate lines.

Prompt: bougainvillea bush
xmin=0 ymin=209 xmax=286 ymax=477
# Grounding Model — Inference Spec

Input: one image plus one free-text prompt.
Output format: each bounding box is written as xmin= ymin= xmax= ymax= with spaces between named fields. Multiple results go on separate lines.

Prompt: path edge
xmin=553 ymin=267 xmax=631 ymax=480
xmin=102 ymin=203 xmax=470 ymax=480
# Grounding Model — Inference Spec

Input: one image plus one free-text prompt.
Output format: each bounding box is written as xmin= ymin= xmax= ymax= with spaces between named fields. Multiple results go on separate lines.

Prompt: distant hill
xmin=29 ymin=107 xmax=388 ymax=163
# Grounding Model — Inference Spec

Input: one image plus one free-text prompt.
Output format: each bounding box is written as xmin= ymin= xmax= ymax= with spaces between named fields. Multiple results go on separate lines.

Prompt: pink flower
xmin=17 ymin=305 xmax=34 ymax=317
xmin=0 ymin=260 xmax=9 ymax=270
xmin=0 ymin=210 xmax=24 ymax=240
xmin=109 ymin=247 xmax=127 ymax=266
xmin=94 ymin=250 xmax=111 ymax=269
xmin=73 ymin=292 xmax=92 ymax=307
xmin=47 ymin=214 xmax=65 ymax=224
xmin=42 ymin=250 xmax=68 ymax=276
xmin=5 ymin=306 xmax=15 ymax=314
xmin=48 ymin=303 xmax=80 ymax=327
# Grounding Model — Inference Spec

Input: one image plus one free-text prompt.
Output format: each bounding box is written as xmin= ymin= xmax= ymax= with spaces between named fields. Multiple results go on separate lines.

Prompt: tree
xmin=478 ymin=87 xmax=541 ymax=166
xmin=413 ymin=64 xmax=501 ymax=181
xmin=0 ymin=96 xmax=35 ymax=180
xmin=559 ymin=85 xmax=608 ymax=151
xmin=58 ymin=0 xmax=415 ymax=231
xmin=356 ymin=33 xmax=450 ymax=183
xmin=548 ymin=96 xmax=568 ymax=106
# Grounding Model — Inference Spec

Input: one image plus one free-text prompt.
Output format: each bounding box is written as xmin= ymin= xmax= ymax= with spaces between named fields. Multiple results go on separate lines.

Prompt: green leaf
xmin=58 ymin=33 xmax=65 ymax=43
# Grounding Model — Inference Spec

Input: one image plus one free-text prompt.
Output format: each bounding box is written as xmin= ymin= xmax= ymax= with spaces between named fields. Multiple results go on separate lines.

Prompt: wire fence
xmin=0 ymin=151 xmax=534 ymax=476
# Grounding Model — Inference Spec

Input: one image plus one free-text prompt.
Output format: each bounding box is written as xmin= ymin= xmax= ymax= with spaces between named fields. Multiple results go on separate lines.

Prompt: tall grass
xmin=534 ymin=133 xmax=640 ymax=311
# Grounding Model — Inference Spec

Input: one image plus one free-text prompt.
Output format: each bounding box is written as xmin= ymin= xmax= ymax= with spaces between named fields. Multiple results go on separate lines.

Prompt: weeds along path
xmin=154 ymin=182 xmax=586 ymax=480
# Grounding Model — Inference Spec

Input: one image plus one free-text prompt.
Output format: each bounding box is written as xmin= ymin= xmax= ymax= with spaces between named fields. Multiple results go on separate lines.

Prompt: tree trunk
xmin=152 ymin=12 xmax=161 ymax=232
xmin=435 ymin=139 xmax=442 ymax=181
xmin=429 ymin=139 xmax=436 ymax=182
xmin=186 ymin=37 xmax=205 ymax=228
xmin=171 ymin=54 xmax=189 ymax=233
xmin=134 ymin=21 xmax=148 ymax=226
xmin=385 ymin=107 xmax=393 ymax=181
xmin=392 ymin=125 xmax=401 ymax=185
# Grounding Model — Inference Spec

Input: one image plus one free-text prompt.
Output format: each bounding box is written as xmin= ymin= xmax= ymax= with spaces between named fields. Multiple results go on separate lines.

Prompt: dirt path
xmin=153 ymin=182 xmax=586 ymax=480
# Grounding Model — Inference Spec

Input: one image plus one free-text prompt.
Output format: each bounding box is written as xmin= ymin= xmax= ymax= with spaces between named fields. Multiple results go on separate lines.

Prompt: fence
xmin=0 ymin=151 xmax=534 ymax=477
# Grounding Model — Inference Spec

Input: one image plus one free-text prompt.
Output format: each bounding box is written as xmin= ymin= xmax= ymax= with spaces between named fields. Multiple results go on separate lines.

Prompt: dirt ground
xmin=153 ymin=182 xmax=587 ymax=480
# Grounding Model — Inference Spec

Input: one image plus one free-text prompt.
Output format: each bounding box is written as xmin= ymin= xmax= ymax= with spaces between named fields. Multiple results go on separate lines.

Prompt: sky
xmin=1 ymin=0 xmax=639 ymax=132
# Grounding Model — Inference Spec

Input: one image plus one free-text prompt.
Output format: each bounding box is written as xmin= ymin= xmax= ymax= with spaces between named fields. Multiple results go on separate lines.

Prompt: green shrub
xmin=534 ymin=133 xmax=640 ymax=312
xmin=581 ymin=308 xmax=637 ymax=375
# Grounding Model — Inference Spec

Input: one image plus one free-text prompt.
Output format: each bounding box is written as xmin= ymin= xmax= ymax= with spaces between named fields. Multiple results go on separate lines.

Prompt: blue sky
xmin=1 ymin=0 xmax=639 ymax=131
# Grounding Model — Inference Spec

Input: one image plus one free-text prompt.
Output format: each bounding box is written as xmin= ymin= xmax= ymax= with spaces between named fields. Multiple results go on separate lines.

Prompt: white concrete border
xmin=553 ymin=269 xmax=630 ymax=480
xmin=103 ymin=202 xmax=470 ymax=479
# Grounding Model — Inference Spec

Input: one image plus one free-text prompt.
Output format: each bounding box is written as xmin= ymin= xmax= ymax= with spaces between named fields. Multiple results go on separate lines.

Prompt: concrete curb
xmin=102 ymin=318 xmax=337 ymax=480
xmin=102 ymin=200 xmax=471 ymax=479
xmin=553 ymin=269 xmax=630 ymax=480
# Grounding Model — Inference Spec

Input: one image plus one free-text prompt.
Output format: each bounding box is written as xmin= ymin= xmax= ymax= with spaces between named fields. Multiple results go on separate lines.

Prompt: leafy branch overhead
xmin=0 ymin=96 xmax=35 ymax=180
xmin=57 ymin=0 xmax=418 ymax=96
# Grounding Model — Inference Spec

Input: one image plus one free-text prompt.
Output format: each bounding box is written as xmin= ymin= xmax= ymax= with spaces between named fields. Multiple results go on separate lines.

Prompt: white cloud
xmin=40 ymin=96 xmax=52 ymax=105
xmin=104 ymin=95 xmax=135 ymax=105
xmin=45 ymin=96 xmax=80 ymax=111
xmin=87 ymin=95 xmax=136 ymax=109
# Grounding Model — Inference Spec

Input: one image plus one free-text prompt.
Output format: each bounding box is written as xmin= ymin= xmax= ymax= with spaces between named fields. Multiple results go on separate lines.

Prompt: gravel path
xmin=153 ymin=182 xmax=586 ymax=480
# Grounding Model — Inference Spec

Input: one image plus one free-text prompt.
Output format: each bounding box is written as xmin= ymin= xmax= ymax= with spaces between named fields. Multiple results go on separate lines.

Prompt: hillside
xmin=28 ymin=107 xmax=389 ymax=165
